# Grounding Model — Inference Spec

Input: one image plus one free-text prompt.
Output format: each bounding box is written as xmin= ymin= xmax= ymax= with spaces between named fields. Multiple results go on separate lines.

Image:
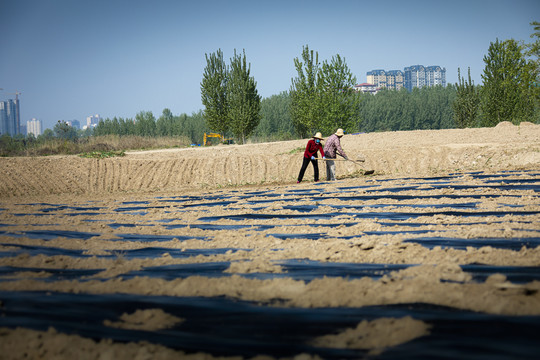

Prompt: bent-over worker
xmin=297 ymin=132 xmax=325 ymax=183
xmin=323 ymin=128 xmax=347 ymax=181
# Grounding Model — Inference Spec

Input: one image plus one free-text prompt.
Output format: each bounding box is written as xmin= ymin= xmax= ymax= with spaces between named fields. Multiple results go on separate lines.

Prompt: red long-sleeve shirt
xmin=303 ymin=139 xmax=324 ymax=159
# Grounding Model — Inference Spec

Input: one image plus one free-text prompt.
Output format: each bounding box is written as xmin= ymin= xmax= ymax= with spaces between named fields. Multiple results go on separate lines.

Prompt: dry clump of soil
xmin=311 ymin=316 xmax=431 ymax=354
xmin=103 ymin=309 xmax=184 ymax=331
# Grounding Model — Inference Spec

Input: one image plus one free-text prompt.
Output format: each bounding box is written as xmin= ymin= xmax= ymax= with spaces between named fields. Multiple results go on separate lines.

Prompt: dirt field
xmin=0 ymin=122 xmax=539 ymax=359
xmin=0 ymin=121 xmax=538 ymax=198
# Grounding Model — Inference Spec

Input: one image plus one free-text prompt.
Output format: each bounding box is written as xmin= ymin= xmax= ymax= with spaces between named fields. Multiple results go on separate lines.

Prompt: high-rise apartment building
xmin=386 ymin=70 xmax=404 ymax=90
xmin=86 ymin=114 xmax=101 ymax=129
xmin=404 ymin=65 xmax=426 ymax=91
xmin=0 ymin=98 xmax=21 ymax=136
xmin=366 ymin=70 xmax=387 ymax=88
xmin=365 ymin=65 xmax=445 ymax=92
xmin=27 ymin=118 xmax=42 ymax=137
xmin=404 ymin=65 xmax=446 ymax=91
xmin=425 ymin=66 xmax=446 ymax=87
xmin=366 ymin=69 xmax=404 ymax=91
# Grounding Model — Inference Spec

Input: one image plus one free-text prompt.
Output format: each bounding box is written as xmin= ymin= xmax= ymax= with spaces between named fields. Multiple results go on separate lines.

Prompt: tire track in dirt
xmin=99 ymin=160 xmax=108 ymax=192
xmin=181 ymin=158 xmax=197 ymax=186
xmin=144 ymin=161 xmax=163 ymax=191
xmin=128 ymin=160 xmax=154 ymax=191
xmin=159 ymin=160 xmax=176 ymax=190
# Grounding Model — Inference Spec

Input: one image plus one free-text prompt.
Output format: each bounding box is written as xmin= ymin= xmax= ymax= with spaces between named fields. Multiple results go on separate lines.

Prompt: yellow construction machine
xmin=203 ymin=133 xmax=234 ymax=146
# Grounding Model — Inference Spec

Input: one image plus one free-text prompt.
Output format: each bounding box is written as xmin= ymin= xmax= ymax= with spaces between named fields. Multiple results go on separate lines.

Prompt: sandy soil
xmin=0 ymin=121 xmax=538 ymax=198
xmin=0 ymin=122 xmax=539 ymax=359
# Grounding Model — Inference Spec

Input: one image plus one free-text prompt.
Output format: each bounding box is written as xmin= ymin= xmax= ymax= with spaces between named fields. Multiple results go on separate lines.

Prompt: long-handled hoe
xmin=318 ymin=155 xmax=375 ymax=175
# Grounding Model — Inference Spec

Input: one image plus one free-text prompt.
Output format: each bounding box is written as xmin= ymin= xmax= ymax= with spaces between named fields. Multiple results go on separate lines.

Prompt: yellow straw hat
xmin=335 ymin=128 xmax=344 ymax=137
xmin=312 ymin=132 xmax=324 ymax=140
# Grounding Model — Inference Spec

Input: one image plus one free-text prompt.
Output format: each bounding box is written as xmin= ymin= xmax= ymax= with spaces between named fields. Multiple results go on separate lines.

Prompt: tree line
xmin=93 ymin=109 xmax=209 ymax=144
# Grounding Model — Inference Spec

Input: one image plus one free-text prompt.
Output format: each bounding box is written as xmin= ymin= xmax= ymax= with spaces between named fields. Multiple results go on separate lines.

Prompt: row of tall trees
xmin=254 ymin=86 xmax=459 ymax=137
xmin=200 ymin=49 xmax=261 ymax=144
xmin=253 ymin=91 xmax=294 ymax=141
xmin=359 ymin=86 xmax=456 ymax=132
xmin=93 ymin=109 xmax=209 ymax=143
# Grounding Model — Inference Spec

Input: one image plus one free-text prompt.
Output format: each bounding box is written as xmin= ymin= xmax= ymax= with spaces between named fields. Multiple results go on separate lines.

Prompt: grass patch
xmin=283 ymin=146 xmax=304 ymax=155
xmin=0 ymin=135 xmax=190 ymax=157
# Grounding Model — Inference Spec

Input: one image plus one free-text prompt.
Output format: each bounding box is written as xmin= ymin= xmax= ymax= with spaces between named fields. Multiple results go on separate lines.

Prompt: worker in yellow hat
xmin=323 ymin=128 xmax=348 ymax=181
xmin=297 ymin=132 xmax=325 ymax=183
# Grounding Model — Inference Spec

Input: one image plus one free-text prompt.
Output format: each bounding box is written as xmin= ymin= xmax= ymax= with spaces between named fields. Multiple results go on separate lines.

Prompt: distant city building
xmin=366 ymin=69 xmax=404 ymax=91
xmin=365 ymin=65 xmax=445 ymax=92
xmin=65 ymin=120 xmax=80 ymax=129
xmin=386 ymin=70 xmax=404 ymax=90
xmin=354 ymin=83 xmax=380 ymax=94
xmin=425 ymin=66 xmax=446 ymax=87
xmin=0 ymin=98 xmax=21 ymax=136
xmin=85 ymin=114 xmax=101 ymax=129
xmin=366 ymin=70 xmax=387 ymax=88
xmin=404 ymin=65 xmax=446 ymax=91
xmin=27 ymin=118 xmax=43 ymax=137
xmin=404 ymin=65 xmax=426 ymax=91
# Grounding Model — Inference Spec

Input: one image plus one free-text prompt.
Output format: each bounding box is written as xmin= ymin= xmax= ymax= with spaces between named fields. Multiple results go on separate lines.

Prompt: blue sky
xmin=1 ymin=0 xmax=538 ymax=130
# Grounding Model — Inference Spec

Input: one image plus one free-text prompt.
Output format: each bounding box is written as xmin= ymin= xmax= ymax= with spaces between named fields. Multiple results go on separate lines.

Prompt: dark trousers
xmin=297 ymin=157 xmax=319 ymax=182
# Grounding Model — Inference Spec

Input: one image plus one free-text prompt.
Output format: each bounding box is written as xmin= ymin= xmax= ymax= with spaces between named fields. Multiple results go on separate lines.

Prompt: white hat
xmin=312 ymin=132 xmax=324 ymax=140
xmin=335 ymin=128 xmax=344 ymax=137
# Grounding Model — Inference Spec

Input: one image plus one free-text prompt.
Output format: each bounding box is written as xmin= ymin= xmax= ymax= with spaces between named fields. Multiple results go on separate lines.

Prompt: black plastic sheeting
xmin=0 ymin=230 xmax=207 ymax=242
xmin=2 ymin=260 xmax=540 ymax=285
xmin=0 ymin=266 xmax=102 ymax=280
xmin=461 ymin=264 xmax=540 ymax=284
xmin=1 ymin=291 xmax=539 ymax=360
xmin=0 ymin=229 xmax=100 ymax=240
xmin=1 ymin=170 xmax=539 ymax=358
xmin=0 ymin=243 xmax=241 ymax=260
xmin=404 ymin=236 xmax=540 ymax=250
xmin=113 ymin=233 xmax=208 ymax=242
xmin=197 ymin=210 xmax=539 ymax=222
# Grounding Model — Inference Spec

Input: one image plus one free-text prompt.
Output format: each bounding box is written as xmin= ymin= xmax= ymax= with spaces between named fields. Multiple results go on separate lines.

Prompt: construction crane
xmin=8 ymin=91 xmax=21 ymax=101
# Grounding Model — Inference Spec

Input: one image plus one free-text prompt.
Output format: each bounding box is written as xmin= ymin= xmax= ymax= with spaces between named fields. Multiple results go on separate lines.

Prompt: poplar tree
xmin=453 ymin=67 xmax=480 ymax=128
xmin=201 ymin=49 xmax=229 ymax=136
xmin=156 ymin=108 xmax=174 ymax=136
xmin=290 ymin=45 xmax=321 ymax=137
xmin=480 ymin=39 xmax=536 ymax=125
xmin=524 ymin=21 xmax=540 ymax=122
xmin=319 ymin=54 xmax=361 ymax=134
xmin=135 ymin=111 xmax=156 ymax=137
xmin=226 ymin=49 xmax=261 ymax=144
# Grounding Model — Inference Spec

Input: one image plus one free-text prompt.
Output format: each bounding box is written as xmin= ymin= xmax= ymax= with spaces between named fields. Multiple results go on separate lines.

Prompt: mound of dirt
xmin=0 ymin=124 xmax=538 ymax=198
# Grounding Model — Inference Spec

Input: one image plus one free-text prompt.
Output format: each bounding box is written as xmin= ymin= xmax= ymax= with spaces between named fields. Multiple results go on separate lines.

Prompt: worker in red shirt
xmin=297 ymin=132 xmax=325 ymax=183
